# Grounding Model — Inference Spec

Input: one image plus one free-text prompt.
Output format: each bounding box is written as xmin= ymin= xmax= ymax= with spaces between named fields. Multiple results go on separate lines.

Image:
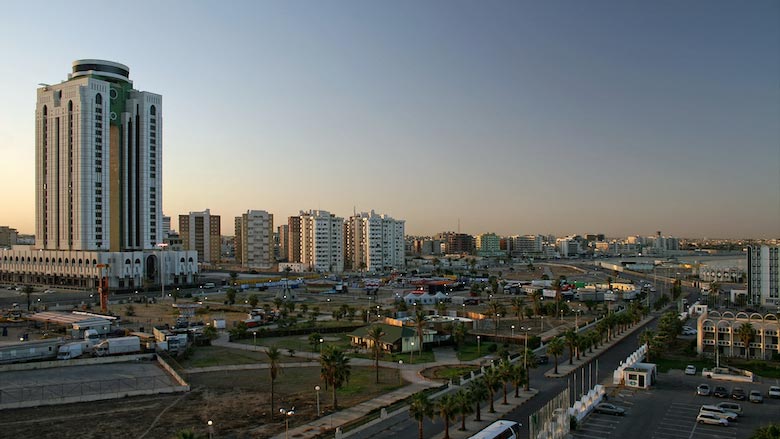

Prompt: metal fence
xmin=529 ymin=387 xmax=570 ymax=439
xmin=0 ymin=375 xmax=174 ymax=406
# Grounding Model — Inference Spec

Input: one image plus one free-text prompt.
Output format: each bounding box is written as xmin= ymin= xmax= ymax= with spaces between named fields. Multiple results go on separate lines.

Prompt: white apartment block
xmin=346 ymin=211 xmax=405 ymax=272
xmin=300 ymin=210 xmax=344 ymax=273
xmin=748 ymin=245 xmax=780 ymax=307
xmin=235 ymin=210 xmax=274 ymax=269
xmin=697 ymin=309 xmax=779 ymax=360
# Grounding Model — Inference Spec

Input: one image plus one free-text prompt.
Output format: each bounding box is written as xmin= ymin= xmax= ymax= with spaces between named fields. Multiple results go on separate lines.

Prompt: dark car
xmin=713 ymin=386 xmax=729 ymax=398
xmin=731 ymin=388 xmax=747 ymax=401
xmin=593 ymin=403 xmax=626 ymax=416
xmin=537 ymin=355 xmax=549 ymax=365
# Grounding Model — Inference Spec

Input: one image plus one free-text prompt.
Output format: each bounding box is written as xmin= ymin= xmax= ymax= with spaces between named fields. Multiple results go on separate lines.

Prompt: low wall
xmin=0 ymin=386 xmax=186 ymax=411
xmin=156 ymin=355 xmax=190 ymax=389
xmin=0 ymin=353 xmax=155 ymax=372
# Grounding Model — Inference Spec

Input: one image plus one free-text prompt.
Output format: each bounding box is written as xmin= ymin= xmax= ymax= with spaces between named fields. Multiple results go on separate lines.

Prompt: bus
xmin=467 ymin=420 xmax=522 ymax=439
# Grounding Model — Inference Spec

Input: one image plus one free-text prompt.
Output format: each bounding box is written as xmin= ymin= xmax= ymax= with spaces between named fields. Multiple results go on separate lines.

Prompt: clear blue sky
xmin=1 ymin=0 xmax=778 ymax=239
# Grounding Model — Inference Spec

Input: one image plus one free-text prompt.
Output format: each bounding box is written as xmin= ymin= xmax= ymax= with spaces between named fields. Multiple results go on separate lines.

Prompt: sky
xmin=0 ymin=0 xmax=778 ymax=239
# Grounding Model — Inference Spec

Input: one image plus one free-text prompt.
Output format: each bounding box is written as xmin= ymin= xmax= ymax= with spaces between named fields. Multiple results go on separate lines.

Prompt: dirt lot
xmin=0 ymin=365 xmax=403 ymax=439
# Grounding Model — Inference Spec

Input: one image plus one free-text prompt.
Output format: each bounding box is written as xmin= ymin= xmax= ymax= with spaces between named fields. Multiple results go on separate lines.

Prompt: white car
xmin=769 ymin=386 xmax=780 ymax=399
xmin=43 ymin=289 xmax=56 ymax=294
xmin=697 ymin=412 xmax=728 ymax=426
xmin=685 ymin=365 xmax=697 ymax=375
xmin=697 ymin=384 xmax=711 ymax=396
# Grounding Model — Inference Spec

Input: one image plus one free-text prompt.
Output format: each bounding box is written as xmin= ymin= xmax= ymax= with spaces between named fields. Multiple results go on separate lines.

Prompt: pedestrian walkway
xmin=430 ymin=388 xmax=538 ymax=439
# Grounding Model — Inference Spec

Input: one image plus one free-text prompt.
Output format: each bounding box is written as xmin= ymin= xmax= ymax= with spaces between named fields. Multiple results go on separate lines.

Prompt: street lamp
xmin=207 ymin=420 xmax=213 ymax=439
xmin=315 ymin=385 xmax=321 ymax=416
xmin=477 ymin=336 xmax=481 ymax=356
xmin=574 ymin=309 xmax=581 ymax=329
xmin=253 ymin=331 xmax=257 ymax=347
xmin=410 ymin=342 xmax=415 ymax=363
xmin=319 ymin=338 xmax=324 ymax=355
xmin=560 ymin=309 xmax=564 ymax=321
xmin=398 ymin=360 xmax=403 ymax=385
xmin=511 ymin=325 xmax=515 ymax=337
xmin=280 ymin=407 xmax=294 ymax=439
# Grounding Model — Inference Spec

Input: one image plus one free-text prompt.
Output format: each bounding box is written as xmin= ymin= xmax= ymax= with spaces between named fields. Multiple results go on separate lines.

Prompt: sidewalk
xmin=431 ymin=388 xmax=538 ymax=439
xmin=544 ymin=314 xmax=656 ymax=378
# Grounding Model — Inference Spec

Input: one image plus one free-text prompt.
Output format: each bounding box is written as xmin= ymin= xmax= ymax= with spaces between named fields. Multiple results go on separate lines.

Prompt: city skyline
xmin=1 ymin=1 xmax=778 ymax=239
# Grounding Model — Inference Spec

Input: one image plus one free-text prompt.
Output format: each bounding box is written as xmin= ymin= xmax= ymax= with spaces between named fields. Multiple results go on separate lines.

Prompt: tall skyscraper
xmin=35 ymin=60 xmax=162 ymax=252
xmin=299 ymin=210 xmax=344 ymax=273
xmin=0 ymin=60 xmax=197 ymax=291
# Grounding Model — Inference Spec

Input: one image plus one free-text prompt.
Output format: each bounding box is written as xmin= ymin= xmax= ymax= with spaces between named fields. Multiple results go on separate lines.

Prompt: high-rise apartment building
xmin=35 ymin=60 xmax=162 ymax=252
xmin=0 ymin=227 xmax=18 ymax=248
xmin=476 ymin=233 xmax=503 ymax=257
xmin=0 ymin=60 xmax=197 ymax=291
xmin=747 ymin=245 xmax=780 ymax=307
xmin=179 ymin=209 xmax=221 ymax=264
xmin=234 ymin=210 xmax=274 ymax=269
xmin=345 ymin=211 xmax=405 ymax=272
xmin=278 ymin=224 xmax=289 ymax=261
xmin=286 ymin=216 xmax=302 ymax=263
xmin=299 ymin=210 xmax=343 ymax=273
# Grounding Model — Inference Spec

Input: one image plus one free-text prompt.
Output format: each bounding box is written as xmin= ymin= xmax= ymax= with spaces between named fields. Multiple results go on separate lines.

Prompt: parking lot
xmin=573 ymin=373 xmax=780 ymax=439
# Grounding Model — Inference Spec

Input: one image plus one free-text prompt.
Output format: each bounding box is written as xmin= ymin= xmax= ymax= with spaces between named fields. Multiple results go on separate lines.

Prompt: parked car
xmin=537 ymin=355 xmax=549 ymax=365
xmin=593 ymin=403 xmax=626 ymax=416
xmin=697 ymin=412 xmax=729 ymax=427
xmin=697 ymin=384 xmax=711 ymax=396
xmin=682 ymin=329 xmax=697 ymax=336
xmin=769 ymin=386 xmax=780 ymax=399
xmin=685 ymin=365 xmax=697 ymax=375
xmin=700 ymin=405 xmax=738 ymax=421
xmin=749 ymin=390 xmax=763 ymax=403
xmin=713 ymin=386 xmax=729 ymax=398
xmin=716 ymin=402 xmax=742 ymax=415
xmin=731 ymin=388 xmax=747 ymax=401
xmin=43 ymin=289 xmax=56 ymax=294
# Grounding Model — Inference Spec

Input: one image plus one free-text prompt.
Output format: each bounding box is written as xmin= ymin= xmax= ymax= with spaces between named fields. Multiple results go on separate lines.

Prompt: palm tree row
xmin=408 ymin=357 xmax=534 ymax=439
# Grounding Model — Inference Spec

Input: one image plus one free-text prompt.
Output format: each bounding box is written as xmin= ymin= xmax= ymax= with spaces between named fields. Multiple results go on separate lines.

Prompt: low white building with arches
xmin=697 ymin=309 xmax=780 ymax=360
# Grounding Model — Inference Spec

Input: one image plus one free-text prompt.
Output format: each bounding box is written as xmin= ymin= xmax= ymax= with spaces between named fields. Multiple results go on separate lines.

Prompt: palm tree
xmin=530 ymin=290 xmax=542 ymax=316
xmin=453 ymin=388 xmax=474 ymax=431
xmin=737 ymin=322 xmax=757 ymax=360
xmin=436 ymin=393 xmax=459 ymax=439
xmin=482 ymin=367 xmax=501 ymax=413
xmin=266 ymin=346 xmax=282 ymax=422
xmin=436 ymin=300 xmax=447 ymax=316
xmin=486 ymin=300 xmax=505 ymax=335
xmin=577 ymin=334 xmax=589 ymax=359
xmin=519 ymin=346 xmax=537 ymax=391
xmin=367 ymin=325 xmax=385 ymax=384
xmin=414 ymin=308 xmax=427 ymax=357
xmin=467 ymin=379 xmax=489 ymax=422
xmin=547 ymin=337 xmax=565 ymax=375
xmin=22 ymin=285 xmax=33 ymax=311
xmin=511 ymin=297 xmax=524 ymax=325
xmin=320 ymin=346 xmax=351 ymax=410
xmin=408 ymin=393 xmax=434 ymax=439
xmin=498 ymin=360 xmax=512 ymax=405
xmin=564 ymin=329 xmax=578 ymax=365
xmin=452 ymin=322 xmax=467 ymax=351
xmin=639 ymin=329 xmax=656 ymax=361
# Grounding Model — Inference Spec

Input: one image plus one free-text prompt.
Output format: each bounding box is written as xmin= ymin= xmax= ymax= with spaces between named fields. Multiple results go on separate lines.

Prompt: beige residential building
xmin=179 ymin=209 xmax=220 ymax=264
xmin=697 ymin=309 xmax=780 ymax=360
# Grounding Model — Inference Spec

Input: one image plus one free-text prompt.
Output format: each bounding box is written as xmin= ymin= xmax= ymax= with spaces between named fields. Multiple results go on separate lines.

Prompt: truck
xmin=57 ymin=342 xmax=86 ymax=360
xmin=93 ymin=336 xmax=141 ymax=356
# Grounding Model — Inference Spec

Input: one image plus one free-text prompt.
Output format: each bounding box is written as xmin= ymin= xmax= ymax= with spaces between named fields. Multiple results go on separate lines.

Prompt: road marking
xmin=572 ymin=433 xmax=608 ymax=439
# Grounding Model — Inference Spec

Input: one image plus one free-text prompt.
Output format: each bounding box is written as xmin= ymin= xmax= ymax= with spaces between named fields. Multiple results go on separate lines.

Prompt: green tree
xmin=453 ymin=388 xmax=474 ymax=431
xmin=750 ymin=423 xmax=780 ymax=439
xmin=367 ymin=325 xmax=385 ymax=384
xmin=547 ymin=337 xmax=565 ymax=375
xmin=511 ymin=297 xmax=525 ymax=324
xmin=737 ymin=322 xmax=757 ymax=360
xmin=320 ymin=346 xmax=351 ymax=410
xmin=309 ymin=332 xmax=323 ymax=352
xmin=518 ymin=347 xmax=537 ymax=392
xmin=229 ymin=271 xmax=238 ymax=285
xmin=22 ymin=285 xmax=33 ymax=311
xmin=247 ymin=294 xmax=259 ymax=308
xmin=408 ymin=392 xmax=434 ymax=439
xmin=436 ymin=393 xmax=459 ymax=439
xmin=202 ymin=325 xmax=218 ymax=342
xmin=414 ymin=308 xmax=427 ymax=356
xmin=564 ymin=329 xmax=579 ymax=365
xmin=482 ymin=367 xmax=502 ymax=413
xmin=174 ymin=429 xmax=205 ymax=439
xmin=639 ymin=329 xmax=657 ymax=362
xmin=225 ymin=288 xmax=237 ymax=305
xmin=436 ymin=300 xmax=447 ymax=316
xmin=486 ymin=300 xmax=505 ymax=335
xmin=467 ymin=378 xmax=489 ymax=422
xmin=530 ymin=290 xmax=542 ymax=316
xmin=229 ymin=321 xmax=248 ymax=340
xmin=266 ymin=346 xmax=282 ymax=422
xmin=452 ymin=322 xmax=468 ymax=350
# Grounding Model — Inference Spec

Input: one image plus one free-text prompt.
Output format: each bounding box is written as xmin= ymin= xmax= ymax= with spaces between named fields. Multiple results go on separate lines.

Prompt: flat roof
xmin=28 ymin=311 xmax=112 ymax=326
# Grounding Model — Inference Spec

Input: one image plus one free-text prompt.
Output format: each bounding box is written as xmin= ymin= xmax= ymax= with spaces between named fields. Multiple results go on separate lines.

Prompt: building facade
xmin=747 ymin=245 xmax=780 ymax=307
xmin=697 ymin=310 xmax=779 ymax=360
xmin=299 ymin=210 xmax=343 ymax=273
xmin=0 ymin=60 xmax=197 ymax=291
xmin=179 ymin=209 xmax=220 ymax=264
xmin=0 ymin=227 xmax=18 ymax=248
xmin=286 ymin=216 xmax=302 ymax=264
xmin=345 ymin=211 xmax=405 ymax=272
xmin=235 ymin=210 xmax=274 ymax=269
xmin=476 ymin=233 xmax=503 ymax=257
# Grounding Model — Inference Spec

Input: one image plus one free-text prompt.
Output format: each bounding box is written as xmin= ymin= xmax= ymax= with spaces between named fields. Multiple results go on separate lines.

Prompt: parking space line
xmin=572 ymin=433 xmax=608 ymax=439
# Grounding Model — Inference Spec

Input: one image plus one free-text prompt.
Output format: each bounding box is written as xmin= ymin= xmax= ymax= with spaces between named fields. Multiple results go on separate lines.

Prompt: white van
xmin=203 ymin=282 xmax=216 ymax=289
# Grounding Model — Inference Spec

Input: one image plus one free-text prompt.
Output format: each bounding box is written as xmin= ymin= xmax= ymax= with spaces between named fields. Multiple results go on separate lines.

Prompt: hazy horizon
xmin=1 ymin=1 xmax=778 ymax=239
